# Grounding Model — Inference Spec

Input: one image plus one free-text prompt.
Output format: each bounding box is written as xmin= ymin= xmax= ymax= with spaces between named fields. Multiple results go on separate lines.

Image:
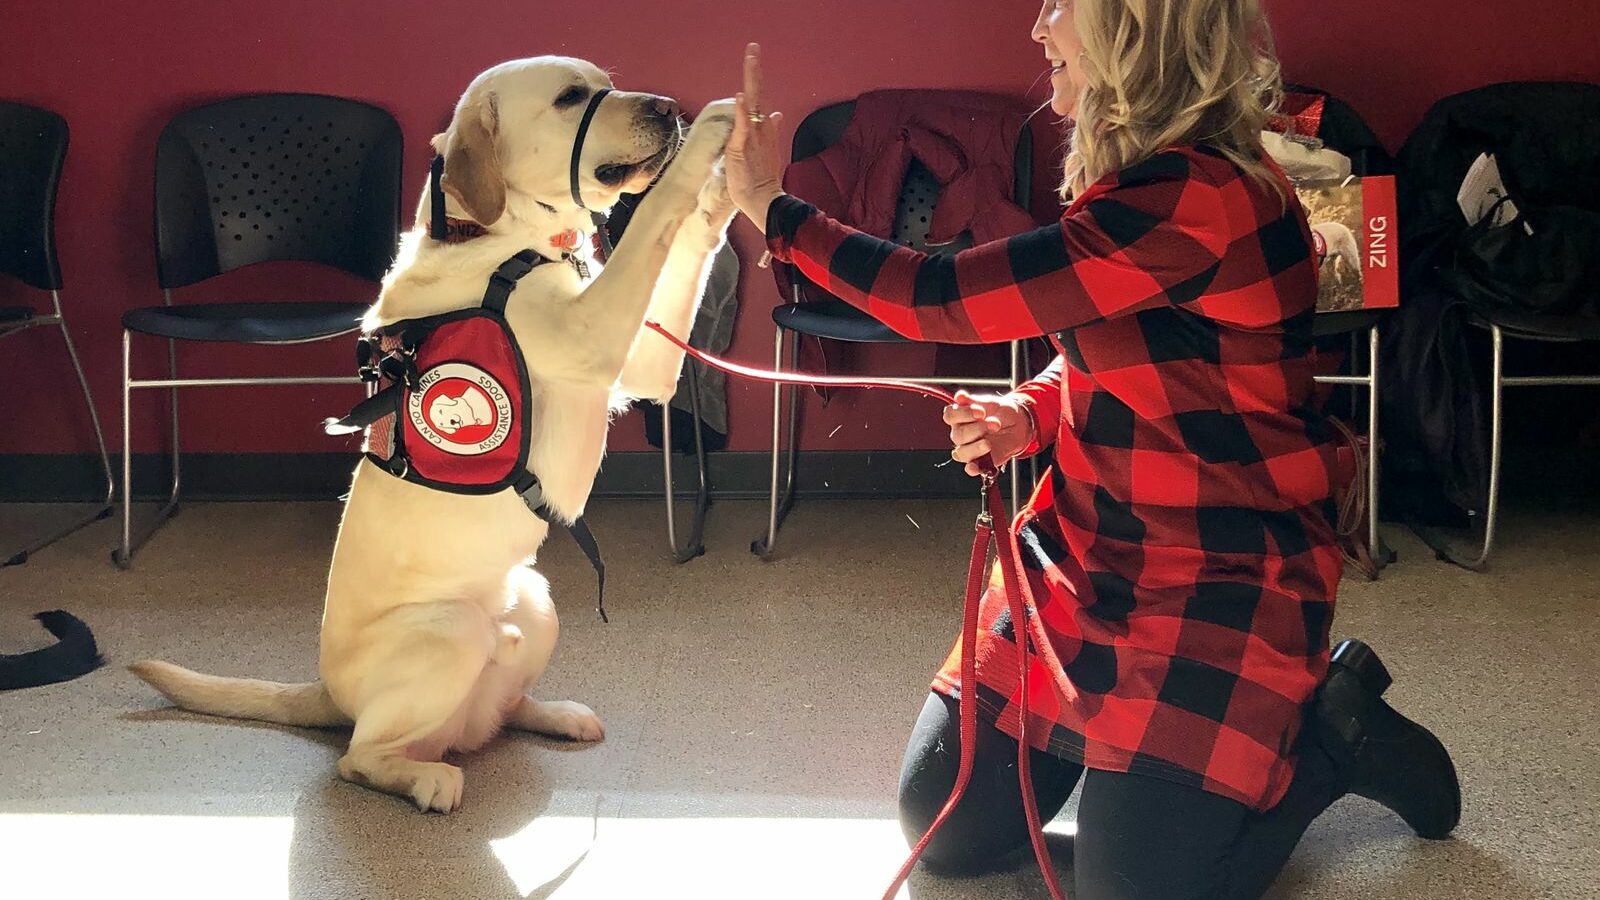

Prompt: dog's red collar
xmin=438 ymin=217 xmax=490 ymax=244
xmin=437 ymin=220 xmax=589 ymax=259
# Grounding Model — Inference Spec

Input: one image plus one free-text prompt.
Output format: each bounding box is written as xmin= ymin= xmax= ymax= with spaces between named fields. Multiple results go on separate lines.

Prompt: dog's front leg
xmin=615 ymin=160 xmax=736 ymax=401
xmin=512 ymin=100 xmax=735 ymax=388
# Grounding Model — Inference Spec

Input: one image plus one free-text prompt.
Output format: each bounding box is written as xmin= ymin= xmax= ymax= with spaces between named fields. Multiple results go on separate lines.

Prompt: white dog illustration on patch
xmin=429 ymin=387 xmax=493 ymax=434
xmin=1311 ymin=221 xmax=1361 ymax=278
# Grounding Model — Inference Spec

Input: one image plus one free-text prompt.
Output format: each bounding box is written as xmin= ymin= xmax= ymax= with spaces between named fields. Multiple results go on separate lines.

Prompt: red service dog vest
xmin=326 ymin=248 xmax=610 ymax=621
xmin=361 ymin=311 xmax=532 ymax=494
xmin=329 ymin=250 xmax=546 ymax=497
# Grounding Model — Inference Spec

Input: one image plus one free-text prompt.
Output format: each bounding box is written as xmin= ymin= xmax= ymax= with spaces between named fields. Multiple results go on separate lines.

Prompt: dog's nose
xmin=650 ymin=96 xmax=682 ymax=119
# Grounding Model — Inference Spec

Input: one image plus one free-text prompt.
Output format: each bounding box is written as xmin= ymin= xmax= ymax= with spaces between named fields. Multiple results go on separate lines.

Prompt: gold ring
xmin=748 ymin=112 xmax=767 ymax=124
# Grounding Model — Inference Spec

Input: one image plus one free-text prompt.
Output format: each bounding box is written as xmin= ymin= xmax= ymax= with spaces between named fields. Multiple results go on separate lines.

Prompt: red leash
xmin=645 ymin=321 xmax=1067 ymax=899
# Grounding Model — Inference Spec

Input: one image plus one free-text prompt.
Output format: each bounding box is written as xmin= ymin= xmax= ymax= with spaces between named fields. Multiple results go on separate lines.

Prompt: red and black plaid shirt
xmin=767 ymin=145 xmax=1344 ymax=811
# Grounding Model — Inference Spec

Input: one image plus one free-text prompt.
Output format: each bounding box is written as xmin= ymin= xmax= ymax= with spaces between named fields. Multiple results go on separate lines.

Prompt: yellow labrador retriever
xmin=131 ymin=57 xmax=736 ymax=812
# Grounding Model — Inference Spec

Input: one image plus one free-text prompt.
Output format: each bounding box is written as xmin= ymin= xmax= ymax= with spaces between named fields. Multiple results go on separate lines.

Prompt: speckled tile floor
xmin=2 ymin=491 xmax=1595 ymax=899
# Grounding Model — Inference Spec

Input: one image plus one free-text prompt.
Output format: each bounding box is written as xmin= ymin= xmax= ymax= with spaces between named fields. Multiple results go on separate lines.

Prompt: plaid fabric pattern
xmin=767 ymin=145 xmax=1345 ymax=811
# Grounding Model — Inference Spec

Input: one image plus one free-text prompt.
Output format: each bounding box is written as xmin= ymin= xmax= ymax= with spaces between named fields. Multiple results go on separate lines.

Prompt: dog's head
xmin=431 ymin=56 xmax=682 ymax=229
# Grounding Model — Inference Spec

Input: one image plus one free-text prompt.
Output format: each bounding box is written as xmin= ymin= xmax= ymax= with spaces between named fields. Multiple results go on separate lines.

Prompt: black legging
xmin=898 ymin=693 xmax=1346 ymax=900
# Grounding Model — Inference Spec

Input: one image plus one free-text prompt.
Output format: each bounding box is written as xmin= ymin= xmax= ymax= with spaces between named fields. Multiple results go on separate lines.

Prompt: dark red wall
xmin=3 ymin=1 xmax=1597 ymax=457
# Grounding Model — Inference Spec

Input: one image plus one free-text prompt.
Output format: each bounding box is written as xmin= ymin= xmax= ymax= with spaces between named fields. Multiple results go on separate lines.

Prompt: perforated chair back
xmin=154 ymin=93 xmax=403 ymax=289
xmin=0 ymin=101 xmax=68 ymax=290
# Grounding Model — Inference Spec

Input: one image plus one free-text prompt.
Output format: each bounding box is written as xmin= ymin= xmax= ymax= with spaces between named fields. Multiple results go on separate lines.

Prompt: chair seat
xmin=122 ymin=302 xmax=366 ymax=343
xmin=771 ymin=299 xmax=908 ymax=343
xmin=1312 ymin=308 xmax=1385 ymax=337
xmin=1469 ymin=307 xmax=1600 ymax=343
xmin=0 ymin=305 xmax=35 ymax=323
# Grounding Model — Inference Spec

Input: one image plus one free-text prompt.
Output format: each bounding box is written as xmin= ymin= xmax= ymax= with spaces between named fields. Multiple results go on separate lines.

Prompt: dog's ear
xmin=438 ymin=90 xmax=506 ymax=226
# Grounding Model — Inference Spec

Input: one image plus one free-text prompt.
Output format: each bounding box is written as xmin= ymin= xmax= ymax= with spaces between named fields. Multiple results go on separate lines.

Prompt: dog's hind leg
xmin=331 ymin=600 xmax=496 ymax=813
xmin=489 ymin=566 xmax=605 ymax=743
xmin=505 ymin=697 xmax=605 ymax=741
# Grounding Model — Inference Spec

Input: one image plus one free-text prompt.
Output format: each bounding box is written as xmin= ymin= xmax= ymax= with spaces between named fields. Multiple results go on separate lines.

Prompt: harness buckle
xmin=378 ymin=354 xmax=419 ymax=390
xmin=488 ymin=270 xmax=520 ymax=296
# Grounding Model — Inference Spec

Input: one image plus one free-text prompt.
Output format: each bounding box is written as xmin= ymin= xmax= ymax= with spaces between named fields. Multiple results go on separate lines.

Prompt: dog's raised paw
xmin=696 ymin=161 xmax=735 ymax=228
xmin=682 ymin=99 xmax=736 ymax=155
xmin=409 ymin=762 xmax=465 ymax=813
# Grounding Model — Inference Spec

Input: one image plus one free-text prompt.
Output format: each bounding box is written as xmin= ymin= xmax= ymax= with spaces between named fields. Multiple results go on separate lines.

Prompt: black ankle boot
xmin=1315 ymin=639 xmax=1462 ymax=839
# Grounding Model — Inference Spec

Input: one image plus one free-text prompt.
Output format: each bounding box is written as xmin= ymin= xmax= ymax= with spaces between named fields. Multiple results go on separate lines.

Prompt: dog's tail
xmin=128 ymin=660 xmax=350 ymax=728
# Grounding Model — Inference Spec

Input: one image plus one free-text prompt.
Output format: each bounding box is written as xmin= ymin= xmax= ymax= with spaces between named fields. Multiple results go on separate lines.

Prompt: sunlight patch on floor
xmin=492 ymin=811 xmax=1077 ymax=899
xmin=0 ymin=813 xmax=294 ymax=899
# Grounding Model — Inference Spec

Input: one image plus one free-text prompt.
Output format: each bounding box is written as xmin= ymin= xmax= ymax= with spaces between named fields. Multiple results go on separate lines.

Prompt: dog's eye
xmin=595 ymin=163 xmax=635 ymax=186
xmin=555 ymin=86 xmax=590 ymax=109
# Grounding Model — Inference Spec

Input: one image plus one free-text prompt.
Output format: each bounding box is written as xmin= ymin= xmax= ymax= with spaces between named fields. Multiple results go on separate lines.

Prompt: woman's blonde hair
xmin=1060 ymin=0 xmax=1284 ymax=201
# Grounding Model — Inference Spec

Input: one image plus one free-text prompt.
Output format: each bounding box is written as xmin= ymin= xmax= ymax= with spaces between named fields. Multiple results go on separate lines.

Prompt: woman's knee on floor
xmin=1073 ymin=769 xmax=1254 ymax=900
xmin=897 ymin=692 xmax=1080 ymax=874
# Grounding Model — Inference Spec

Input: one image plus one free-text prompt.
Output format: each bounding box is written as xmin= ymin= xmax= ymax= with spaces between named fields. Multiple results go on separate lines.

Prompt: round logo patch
xmin=407 ymin=363 xmax=514 ymax=456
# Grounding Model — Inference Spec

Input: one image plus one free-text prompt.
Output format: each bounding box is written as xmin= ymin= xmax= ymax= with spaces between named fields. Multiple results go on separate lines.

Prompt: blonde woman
xmin=725 ymin=2 xmax=1458 ymax=896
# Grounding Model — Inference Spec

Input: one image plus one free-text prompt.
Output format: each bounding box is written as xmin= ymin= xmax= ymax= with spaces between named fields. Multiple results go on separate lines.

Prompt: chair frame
xmin=749 ymin=95 xmax=1038 ymax=559
xmin=1420 ymin=321 xmax=1600 ymax=570
xmin=752 ymin=326 xmax=1023 ymax=558
xmin=0 ymin=101 xmax=114 ymax=566
xmin=660 ymin=364 xmax=712 ymax=563
xmin=115 ymin=305 xmax=361 ymax=567
xmin=1 ymin=290 xmax=114 ymax=566
xmin=1312 ymin=321 xmax=1383 ymax=573
xmin=115 ymin=93 xmax=398 ymax=567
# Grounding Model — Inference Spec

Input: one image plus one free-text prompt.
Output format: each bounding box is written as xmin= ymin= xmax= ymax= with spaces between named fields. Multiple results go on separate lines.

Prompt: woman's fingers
xmin=949 ymin=422 xmax=986 ymax=445
xmin=953 ymin=438 xmax=992 ymax=465
xmin=730 ymin=92 xmax=748 ymax=152
xmin=946 ymin=390 xmax=1011 ymax=477
xmin=942 ymin=401 xmax=987 ymax=425
xmin=744 ymin=43 xmax=765 ymax=112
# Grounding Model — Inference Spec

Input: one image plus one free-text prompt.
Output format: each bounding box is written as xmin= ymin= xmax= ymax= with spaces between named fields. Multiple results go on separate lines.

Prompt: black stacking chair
xmin=115 ymin=93 xmax=401 ymax=566
xmin=0 ymin=101 xmax=113 ymax=565
xmin=753 ymin=96 xmax=1034 ymax=558
xmin=1396 ymin=82 xmax=1600 ymax=569
xmin=1285 ymin=84 xmax=1398 ymax=575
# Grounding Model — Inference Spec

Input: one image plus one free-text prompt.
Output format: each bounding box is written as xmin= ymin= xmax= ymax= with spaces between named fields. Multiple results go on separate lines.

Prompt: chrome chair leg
xmin=662 ymin=366 xmax=712 ymax=563
xmin=1366 ymin=324 xmax=1383 ymax=568
xmin=114 ymin=332 xmax=183 ymax=568
xmin=1459 ymin=324 xmax=1503 ymax=569
xmin=0 ymin=292 xmax=114 ymax=566
xmin=1425 ymin=324 xmax=1502 ymax=570
xmin=753 ymin=328 xmax=799 ymax=559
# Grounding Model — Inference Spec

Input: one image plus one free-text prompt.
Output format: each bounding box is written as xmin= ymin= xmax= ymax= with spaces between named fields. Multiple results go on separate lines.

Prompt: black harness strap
xmin=483 ymin=250 xmax=545 ymax=313
xmin=566 ymin=516 xmax=607 ymax=623
xmin=429 ymin=154 xmax=448 ymax=241
xmin=515 ymin=472 xmax=607 ymax=623
xmin=324 ymin=382 xmax=403 ymax=436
